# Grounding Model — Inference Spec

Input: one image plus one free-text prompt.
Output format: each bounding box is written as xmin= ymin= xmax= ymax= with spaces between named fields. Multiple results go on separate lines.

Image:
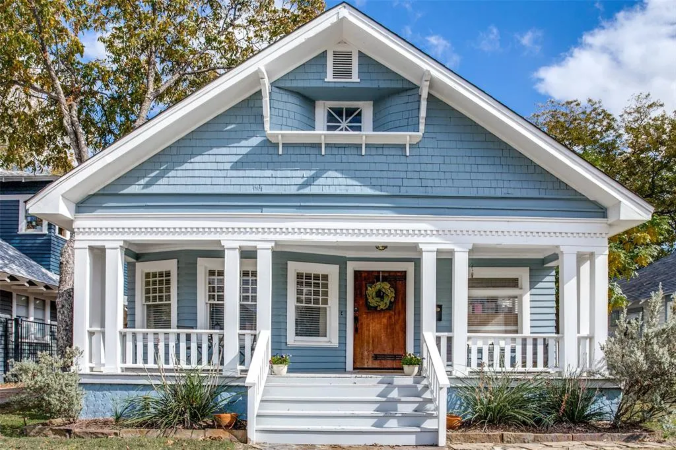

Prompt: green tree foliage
xmin=532 ymin=95 xmax=675 ymax=305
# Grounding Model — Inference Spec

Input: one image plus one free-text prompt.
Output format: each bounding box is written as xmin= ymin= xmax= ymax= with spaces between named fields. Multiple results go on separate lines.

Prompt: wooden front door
xmin=353 ymin=270 xmax=407 ymax=370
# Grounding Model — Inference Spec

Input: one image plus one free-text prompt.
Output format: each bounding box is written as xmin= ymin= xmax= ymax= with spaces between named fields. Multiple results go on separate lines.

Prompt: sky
xmin=324 ymin=0 xmax=676 ymax=118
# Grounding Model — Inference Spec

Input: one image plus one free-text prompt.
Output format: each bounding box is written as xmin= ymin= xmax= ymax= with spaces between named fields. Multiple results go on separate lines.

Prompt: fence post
xmin=13 ymin=318 xmax=21 ymax=363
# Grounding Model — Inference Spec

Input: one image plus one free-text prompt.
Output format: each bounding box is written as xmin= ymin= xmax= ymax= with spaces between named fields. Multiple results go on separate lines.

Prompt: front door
xmin=353 ymin=270 xmax=407 ymax=370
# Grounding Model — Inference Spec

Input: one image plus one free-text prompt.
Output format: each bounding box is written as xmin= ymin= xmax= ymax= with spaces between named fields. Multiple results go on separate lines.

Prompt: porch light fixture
xmin=375 ymin=245 xmax=388 ymax=251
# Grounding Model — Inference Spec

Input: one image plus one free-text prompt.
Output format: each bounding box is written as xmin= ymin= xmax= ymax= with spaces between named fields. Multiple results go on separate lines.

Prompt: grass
xmin=0 ymin=437 xmax=236 ymax=449
xmin=0 ymin=403 xmax=48 ymax=438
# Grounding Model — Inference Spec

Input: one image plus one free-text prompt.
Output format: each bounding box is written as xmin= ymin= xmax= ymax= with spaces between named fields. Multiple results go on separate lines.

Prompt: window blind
xmin=294 ymin=272 xmax=329 ymax=338
xmin=144 ymin=270 xmax=172 ymax=328
xmin=468 ymin=297 xmax=519 ymax=333
xmin=468 ymin=277 xmax=520 ymax=289
xmin=240 ymin=269 xmax=257 ymax=331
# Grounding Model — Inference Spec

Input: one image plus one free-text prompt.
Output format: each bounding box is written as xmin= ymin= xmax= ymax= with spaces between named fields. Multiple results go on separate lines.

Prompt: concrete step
xmin=255 ymin=425 xmax=438 ymax=445
xmin=256 ymin=410 xmax=438 ymax=427
xmin=266 ymin=375 xmax=426 ymax=385
xmin=259 ymin=396 xmax=435 ymax=412
xmin=263 ymin=383 xmax=430 ymax=398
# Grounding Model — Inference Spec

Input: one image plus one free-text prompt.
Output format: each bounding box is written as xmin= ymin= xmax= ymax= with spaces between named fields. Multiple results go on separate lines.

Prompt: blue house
xmin=27 ymin=4 xmax=652 ymax=445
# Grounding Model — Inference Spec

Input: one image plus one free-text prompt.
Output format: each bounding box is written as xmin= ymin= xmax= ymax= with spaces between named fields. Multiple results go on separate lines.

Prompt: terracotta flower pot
xmin=402 ymin=365 xmax=419 ymax=376
xmin=214 ymin=413 xmax=238 ymax=429
xmin=446 ymin=414 xmax=462 ymax=430
xmin=272 ymin=364 xmax=288 ymax=375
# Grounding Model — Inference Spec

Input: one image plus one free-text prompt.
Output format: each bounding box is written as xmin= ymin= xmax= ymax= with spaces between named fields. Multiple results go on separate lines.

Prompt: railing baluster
xmin=169 ymin=333 xmax=176 ymax=366
xmin=526 ymin=337 xmax=533 ymax=369
xmin=536 ymin=338 xmax=544 ymax=369
xmin=135 ymin=332 xmax=142 ymax=366
xmin=190 ymin=334 xmax=197 ymax=366
xmin=504 ymin=338 xmax=512 ymax=369
xmin=470 ymin=338 xmax=478 ymax=369
xmin=212 ymin=333 xmax=220 ymax=366
xmin=179 ymin=333 xmax=187 ymax=365
xmin=514 ymin=338 xmax=522 ymax=369
xmin=157 ymin=332 xmax=165 ymax=366
xmin=548 ymin=337 xmax=556 ymax=369
xmin=147 ymin=332 xmax=155 ymax=366
xmin=201 ymin=333 xmax=208 ymax=366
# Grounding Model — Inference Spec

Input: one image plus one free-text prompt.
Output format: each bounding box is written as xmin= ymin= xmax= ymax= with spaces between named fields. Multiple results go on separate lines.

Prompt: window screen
xmin=294 ymin=272 xmax=329 ymax=338
xmin=144 ymin=270 xmax=172 ymax=329
xmin=468 ymin=297 xmax=519 ymax=333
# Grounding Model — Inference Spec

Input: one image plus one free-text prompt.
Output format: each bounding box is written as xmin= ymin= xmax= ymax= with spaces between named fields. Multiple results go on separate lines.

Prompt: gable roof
xmin=27 ymin=3 xmax=653 ymax=233
xmin=0 ymin=169 xmax=58 ymax=182
xmin=0 ymin=238 xmax=59 ymax=287
xmin=618 ymin=252 xmax=676 ymax=303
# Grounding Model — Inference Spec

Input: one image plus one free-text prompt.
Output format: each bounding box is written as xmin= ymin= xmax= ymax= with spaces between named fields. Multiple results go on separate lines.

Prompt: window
xmin=19 ymin=200 xmax=46 ymax=233
xmin=56 ymin=226 xmax=70 ymax=239
xmin=15 ymin=295 xmax=28 ymax=318
xmin=326 ymin=44 xmax=358 ymax=82
xmin=135 ymin=260 xmax=177 ymax=329
xmin=467 ymin=268 xmax=530 ymax=334
xmin=33 ymin=299 xmax=45 ymax=323
xmin=287 ymin=261 xmax=339 ymax=346
xmin=197 ymin=259 xmax=257 ymax=331
xmin=315 ymin=101 xmax=373 ymax=132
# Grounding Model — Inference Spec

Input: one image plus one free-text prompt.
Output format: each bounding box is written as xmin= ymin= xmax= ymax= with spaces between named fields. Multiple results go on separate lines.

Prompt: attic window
xmin=315 ymin=102 xmax=373 ymax=132
xmin=326 ymin=45 xmax=359 ymax=82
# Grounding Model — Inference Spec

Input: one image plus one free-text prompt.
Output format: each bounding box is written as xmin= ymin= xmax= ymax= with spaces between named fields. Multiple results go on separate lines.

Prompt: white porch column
xmin=103 ymin=243 xmax=125 ymax=373
xmin=73 ymin=243 xmax=92 ymax=372
xmin=256 ymin=243 xmax=274 ymax=332
xmin=222 ymin=241 xmax=241 ymax=375
xmin=559 ymin=247 xmax=579 ymax=371
xmin=419 ymin=246 xmax=437 ymax=336
xmin=578 ymin=254 xmax=591 ymax=336
xmin=451 ymin=248 xmax=470 ymax=376
xmin=590 ymin=248 xmax=609 ymax=369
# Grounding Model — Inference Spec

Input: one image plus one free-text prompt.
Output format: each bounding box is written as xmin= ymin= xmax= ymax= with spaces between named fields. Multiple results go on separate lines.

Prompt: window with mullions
xmin=144 ymin=270 xmax=172 ymax=329
xmin=326 ymin=106 xmax=363 ymax=132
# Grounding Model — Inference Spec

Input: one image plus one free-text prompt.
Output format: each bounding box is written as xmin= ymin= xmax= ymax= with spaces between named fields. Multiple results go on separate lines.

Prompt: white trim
xmin=286 ymin=261 xmax=340 ymax=347
xmin=345 ymin=261 xmax=415 ymax=372
xmin=315 ymin=101 xmax=373 ymax=132
xmin=16 ymin=198 xmax=48 ymax=234
xmin=468 ymin=267 xmax=530 ymax=334
xmin=134 ymin=260 xmax=178 ymax=329
xmin=196 ymin=258 xmax=256 ymax=329
xmin=326 ymin=43 xmax=359 ymax=82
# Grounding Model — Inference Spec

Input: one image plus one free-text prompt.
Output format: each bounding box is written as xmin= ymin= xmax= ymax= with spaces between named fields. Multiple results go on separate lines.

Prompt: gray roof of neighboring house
xmin=0 ymin=169 xmax=59 ymax=182
xmin=617 ymin=252 xmax=676 ymax=304
xmin=0 ymin=238 xmax=59 ymax=286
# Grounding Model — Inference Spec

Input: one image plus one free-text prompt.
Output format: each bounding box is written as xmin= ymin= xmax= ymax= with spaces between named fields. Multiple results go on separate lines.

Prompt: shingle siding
xmin=373 ymin=88 xmax=419 ymax=132
xmin=270 ymin=87 xmax=315 ymax=131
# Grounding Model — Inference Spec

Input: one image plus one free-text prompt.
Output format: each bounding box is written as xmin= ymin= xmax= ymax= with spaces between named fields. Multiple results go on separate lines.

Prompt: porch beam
xmin=256 ymin=243 xmax=274 ymax=332
xmin=451 ymin=247 xmax=470 ymax=376
xmin=222 ymin=241 xmax=241 ymax=375
xmin=73 ymin=243 xmax=91 ymax=372
xmin=591 ymin=248 xmax=609 ymax=370
xmin=103 ymin=242 xmax=125 ymax=373
xmin=559 ymin=247 xmax=579 ymax=371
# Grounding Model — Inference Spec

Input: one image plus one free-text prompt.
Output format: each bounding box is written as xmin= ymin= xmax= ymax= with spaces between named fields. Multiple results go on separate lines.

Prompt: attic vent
xmin=327 ymin=46 xmax=358 ymax=81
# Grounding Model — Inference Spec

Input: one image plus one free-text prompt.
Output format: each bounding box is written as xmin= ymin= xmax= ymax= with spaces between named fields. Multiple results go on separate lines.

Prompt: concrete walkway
xmin=251 ymin=442 xmax=674 ymax=450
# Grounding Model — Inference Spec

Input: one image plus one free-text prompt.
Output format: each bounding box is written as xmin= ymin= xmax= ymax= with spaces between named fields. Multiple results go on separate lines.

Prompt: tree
xmin=1 ymin=0 xmax=325 ymax=354
xmin=532 ymin=95 xmax=675 ymax=307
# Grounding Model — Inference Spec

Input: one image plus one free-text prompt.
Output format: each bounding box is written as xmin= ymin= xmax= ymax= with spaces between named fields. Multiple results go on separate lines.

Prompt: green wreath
xmin=366 ymin=281 xmax=396 ymax=310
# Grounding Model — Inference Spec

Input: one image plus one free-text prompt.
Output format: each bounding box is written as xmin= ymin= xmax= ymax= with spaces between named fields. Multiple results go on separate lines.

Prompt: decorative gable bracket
xmin=258 ymin=66 xmax=431 ymax=157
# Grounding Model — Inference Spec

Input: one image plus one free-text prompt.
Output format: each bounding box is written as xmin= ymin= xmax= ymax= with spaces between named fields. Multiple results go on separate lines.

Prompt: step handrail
xmin=244 ymin=329 xmax=271 ymax=443
xmin=422 ymin=331 xmax=450 ymax=447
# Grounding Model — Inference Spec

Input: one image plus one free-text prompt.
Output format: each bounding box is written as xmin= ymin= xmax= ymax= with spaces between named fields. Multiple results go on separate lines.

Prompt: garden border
xmin=447 ymin=431 xmax=659 ymax=444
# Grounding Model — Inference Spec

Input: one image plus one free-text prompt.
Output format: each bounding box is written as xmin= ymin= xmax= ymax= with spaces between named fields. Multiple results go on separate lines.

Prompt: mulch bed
xmin=454 ymin=421 xmax=651 ymax=434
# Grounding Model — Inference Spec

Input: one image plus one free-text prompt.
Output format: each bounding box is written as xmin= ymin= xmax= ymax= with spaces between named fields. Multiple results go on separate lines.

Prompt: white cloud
xmin=516 ymin=28 xmax=543 ymax=54
xmin=534 ymin=0 xmax=676 ymax=115
xmin=425 ymin=34 xmax=460 ymax=69
xmin=476 ymin=25 xmax=501 ymax=52
xmin=81 ymin=31 xmax=107 ymax=60
xmin=402 ymin=25 xmax=413 ymax=39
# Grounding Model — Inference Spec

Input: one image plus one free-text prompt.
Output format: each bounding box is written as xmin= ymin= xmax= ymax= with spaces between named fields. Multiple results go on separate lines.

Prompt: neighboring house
xmin=614 ymin=252 xmax=676 ymax=328
xmin=0 ymin=170 xmax=63 ymax=378
xmin=27 ymin=4 xmax=652 ymax=446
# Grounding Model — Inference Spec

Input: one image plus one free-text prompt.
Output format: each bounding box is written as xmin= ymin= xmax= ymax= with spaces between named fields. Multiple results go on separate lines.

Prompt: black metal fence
xmin=0 ymin=317 xmax=58 ymax=378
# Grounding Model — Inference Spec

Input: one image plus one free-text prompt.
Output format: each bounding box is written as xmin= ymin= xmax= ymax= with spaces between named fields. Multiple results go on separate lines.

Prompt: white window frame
xmin=468 ymin=267 xmax=530 ymax=334
xmin=287 ymin=261 xmax=339 ymax=347
xmin=196 ymin=258 xmax=257 ymax=330
xmin=326 ymin=44 xmax=359 ymax=82
xmin=135 ymin=260 xmax=178 ymax=329
xmin=0 ymin=195 xmax=49 ymax=234
xmin=315 ymin=101 xmax=373 ymax=132
xmin=55 ymin=226 xmax=70 ymax=240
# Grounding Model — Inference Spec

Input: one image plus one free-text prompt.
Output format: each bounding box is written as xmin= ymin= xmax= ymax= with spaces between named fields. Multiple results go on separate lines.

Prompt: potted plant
xmin=270 ymin=354 xmax=291 ymax=375
xmin=401 ymin=353 xmax=422 ymax=376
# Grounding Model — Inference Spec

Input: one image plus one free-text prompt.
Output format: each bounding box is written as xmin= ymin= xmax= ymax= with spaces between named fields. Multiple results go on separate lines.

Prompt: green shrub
xmin=401 ymin=353 xmax=422 ymax=366
xmin=603 ymin=285 xmax=676 ymax=426
xmin=538 ymin=372 xmax=606 ymax=426
xmin=9 ymin=347 xmax=84 ymax=421
xmin=269 ymin=354 xmax=291 ymax=365
xmin=457 ymin=369 xmax=544 ymax=427
xmin=120 ymin=365 xmax=242 ymax=430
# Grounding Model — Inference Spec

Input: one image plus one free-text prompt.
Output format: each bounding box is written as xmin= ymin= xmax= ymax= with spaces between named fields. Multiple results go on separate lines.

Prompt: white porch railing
xmin=435 ymin=332 xmax=453 ymax=369
xmin=119 ymin=329 xmax=225 ymax=369
xmin=245 ymin=329 xmax=271 ymax=444
xmin=466 ymin=334 xmax=561 ymax=372
xmin=87 ymin=328 xmax=105 ymax=371
xmin=238 ymin=330 xmax=257 ymax=371
xmin=578 ymin=334 xmax=593 ymax=370
xmin=422 ymin=331 xmax=450 ymax=447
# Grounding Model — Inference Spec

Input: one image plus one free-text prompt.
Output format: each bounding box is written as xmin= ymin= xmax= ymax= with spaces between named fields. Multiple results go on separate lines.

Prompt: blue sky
xmin=325 ymin=0 xmax=676 ymax=118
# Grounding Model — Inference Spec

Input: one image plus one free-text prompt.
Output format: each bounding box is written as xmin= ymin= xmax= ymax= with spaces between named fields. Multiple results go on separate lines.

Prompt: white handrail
xmin=245 ymin=329 xmax=270 ymax=444
xmin=422 ymin=331 xmax=451 ymax=447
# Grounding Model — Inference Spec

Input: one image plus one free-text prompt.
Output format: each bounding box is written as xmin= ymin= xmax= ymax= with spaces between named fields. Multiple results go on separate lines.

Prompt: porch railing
xmin=435 ymin=332 xmax=453 ymax=368
xmin=119 ymin=329 xmax=225 ymax=369
xmin=421 ymin=331 xmax=450 ymax=447
xmin=467 ymin=334 xmax=561 ymax=372
xmin=238 ymin=330 xmax=257 ymax=370
xmin=245 ymin=329 xmax=270 ymax=444
xmin=578 ymin=334 xmax=593 ymax=370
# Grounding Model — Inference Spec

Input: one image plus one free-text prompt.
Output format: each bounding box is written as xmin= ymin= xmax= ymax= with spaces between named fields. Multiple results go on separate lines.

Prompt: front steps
xmin=254 ymin=374 xmax=439 ymax=445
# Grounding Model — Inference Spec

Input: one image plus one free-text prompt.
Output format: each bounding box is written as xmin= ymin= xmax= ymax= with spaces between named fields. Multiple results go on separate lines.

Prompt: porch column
xmin=558 ymin=247 xmax=579 ymax=371
xmin=73 ymin=243 xmax=91 ymax=372
xmin=419 ymin=246 xmax=437 ymax=336
xmin=451 ymin=248 xmax=470 ymax=376
xmin=222 ymin=241 xmax=241 ymax=375
xmin=103 ymin=242 xmax=125 ymax=373
xmin=590 ymin=248 xmax=609 ymax=369
xmin=256 ymin=243 xmax=274 ymax=332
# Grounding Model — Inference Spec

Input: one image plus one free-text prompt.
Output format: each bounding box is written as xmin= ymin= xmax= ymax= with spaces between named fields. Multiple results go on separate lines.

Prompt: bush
xmin=538 ymin=371 xmax=606 ymax=427
xmin=457 ymin=369 xmax=544 ymax=427
xmin=603 ymin=285 xmax=676 ymax=427
xmin=120 ymin=365 xmax=242 ymax=430
xmin=9 ymin=348 xmax=84 ymax=421
xmin=269 ymin=354 xmax=291 ymax=365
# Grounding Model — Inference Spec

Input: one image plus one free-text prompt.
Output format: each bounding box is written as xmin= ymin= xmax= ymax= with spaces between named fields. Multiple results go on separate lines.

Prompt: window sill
xmin=324 ymin=78 xmax=360 ymax=83
xmin=267 ymin=131 xmax=422 ymax=146
xmin=17 ymin=231 xmax=49 ymax=235
xmin=286 ymin=340 xmax=339 ymax=348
